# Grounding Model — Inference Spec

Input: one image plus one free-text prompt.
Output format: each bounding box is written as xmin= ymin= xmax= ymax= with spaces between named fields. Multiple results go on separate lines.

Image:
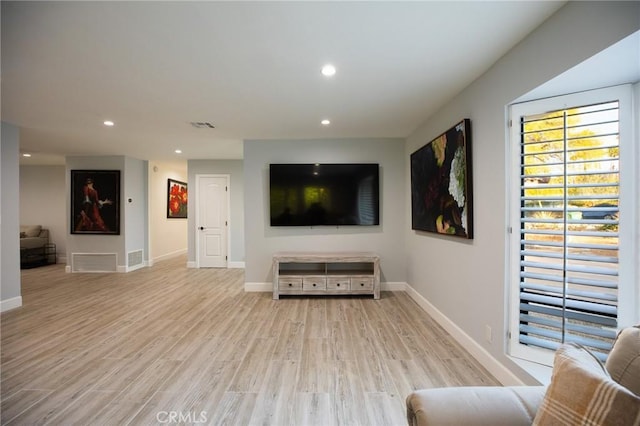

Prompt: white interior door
xmin=196 ymin=175 xmax=229 ymax=268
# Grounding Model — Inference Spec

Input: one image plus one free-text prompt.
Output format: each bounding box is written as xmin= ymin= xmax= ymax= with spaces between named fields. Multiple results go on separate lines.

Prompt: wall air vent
xmin=190 ymin=122 xmax=215 ymax=129
xmin=128 ymin=250 xmax=143 ymax=268
xmin=72 ymin=253 xmax=117 ymax=273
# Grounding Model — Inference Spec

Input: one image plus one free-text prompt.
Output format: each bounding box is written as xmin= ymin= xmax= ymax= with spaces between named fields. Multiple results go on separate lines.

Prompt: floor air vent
xmin=72 ymin=253 xmax=117 ymax=273
xmin=128 ymin=250 xmax=143 ymax=268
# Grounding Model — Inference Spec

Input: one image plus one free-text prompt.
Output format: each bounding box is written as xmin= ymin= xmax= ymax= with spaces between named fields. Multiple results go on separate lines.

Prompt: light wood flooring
xmin=1 ymin=256 xmax=498 ymax=425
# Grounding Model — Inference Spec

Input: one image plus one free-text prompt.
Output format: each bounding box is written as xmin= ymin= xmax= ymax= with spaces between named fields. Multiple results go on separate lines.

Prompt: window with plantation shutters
xmin=508 ymin=85 xmax=637 ymax=366
xmin=357 ymin=175 xmax=376 ymax=225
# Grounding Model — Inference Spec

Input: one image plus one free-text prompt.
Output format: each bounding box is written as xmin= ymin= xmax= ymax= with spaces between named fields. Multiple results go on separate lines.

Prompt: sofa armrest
xmin=406 ymin=386 xmax=546 ymax=426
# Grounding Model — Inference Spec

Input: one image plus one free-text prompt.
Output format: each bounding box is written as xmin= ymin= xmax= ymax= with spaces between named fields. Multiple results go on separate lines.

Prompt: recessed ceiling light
xmin=321 ymin=119 xmax=331 ymax=126
xmin=103 ymin=120 xmax=115 ymax=126
xmin=321 ymin=64 xmax=336 ymax=77
xmin=175 ymin=149 xmax=182 ymax=154
xmin=22 ymin=153 xmax=32 ymax=157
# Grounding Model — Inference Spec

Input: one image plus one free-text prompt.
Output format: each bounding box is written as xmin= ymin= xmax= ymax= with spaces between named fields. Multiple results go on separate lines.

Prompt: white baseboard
xmin=123 ymin=263 xmax=146 ymax=273
xmin=186 ymin=261 xmax=245 ymax=269
xmin=245 ymin=282 xmax=271 ymax=292
xmin=381 ymin=281 xmax=407 ymax=291
xmin=152 ymin=249 xmax=187 ymax=265
xmin=404 ymin=284 xmax=524 ymax=386
xmin=1 ymin=296 xmax=23 ymax=312
xmin=64 ymin=263 xmax=144 ymax=273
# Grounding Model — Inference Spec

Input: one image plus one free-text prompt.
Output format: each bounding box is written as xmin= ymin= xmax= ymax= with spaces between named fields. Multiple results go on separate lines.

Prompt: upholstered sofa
xmin=20 ymin=225 xmax=49 ymax=250
xmin=20 ymin=225 xmax=53 ymax=268
xmin=406 ymin=326 xmax=640 ymax=425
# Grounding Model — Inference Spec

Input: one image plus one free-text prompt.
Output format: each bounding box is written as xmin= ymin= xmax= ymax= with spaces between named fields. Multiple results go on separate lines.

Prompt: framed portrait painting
xmin=410 ymin=119 xmax=473 ymax=239
xmin=71 ymin=170 xmax=120 ymax=235
xmin=167 ymin=179 xmax=188 ymax=218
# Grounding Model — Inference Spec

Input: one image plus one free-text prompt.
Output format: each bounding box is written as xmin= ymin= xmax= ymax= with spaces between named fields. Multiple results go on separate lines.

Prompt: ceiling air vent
xmin=190 ymin=122 xmax=215 ymax=129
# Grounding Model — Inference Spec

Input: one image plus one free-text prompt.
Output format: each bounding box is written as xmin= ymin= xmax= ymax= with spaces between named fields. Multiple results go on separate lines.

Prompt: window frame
xmin=507 ymin=84 xmax=638 ymax=366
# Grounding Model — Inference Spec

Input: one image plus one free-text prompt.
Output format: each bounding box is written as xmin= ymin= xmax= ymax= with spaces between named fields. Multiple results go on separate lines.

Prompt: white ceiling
xmin=2 ymin=1 xmax=566 ymax=165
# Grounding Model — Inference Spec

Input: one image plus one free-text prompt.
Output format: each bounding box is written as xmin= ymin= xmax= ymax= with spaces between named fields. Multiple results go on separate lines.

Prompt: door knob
xmin=199 ymin=226 xmax=204 ymax=230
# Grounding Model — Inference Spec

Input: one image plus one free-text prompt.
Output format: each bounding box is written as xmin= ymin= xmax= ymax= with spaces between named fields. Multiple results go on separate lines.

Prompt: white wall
xmin=188 ymin=159 xmax=244 ymax=265
xmin=243 ymin=138 xmax=405 ymax=284
xmin=66 ymin=156 xmax=127 ymax=269
xmin=19 ymin=165 xmax=67 ymax=261
xmin=405 ymin=1 xmax=640 ymax=384
xmin=148 ymin=160 xmax=188 ymax=264
xmin=124 ymin=157 xmax=148 ymax=267
xmin=19 ymin=161 xmax=151 ymax=268
xmin=1 ymin=123 xmax=22 ymax=311
xmin=66 ymin=156 xmax=149 ymax=271
xmin=18 ymin=158 xmax=176 ymax=270
xmin=634 ymin=82 xmax=640 ymax=317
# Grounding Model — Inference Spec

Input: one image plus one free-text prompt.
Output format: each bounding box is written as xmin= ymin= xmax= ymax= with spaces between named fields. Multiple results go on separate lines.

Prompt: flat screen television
xmin=270 ymin=163 xmax=379 ymax=226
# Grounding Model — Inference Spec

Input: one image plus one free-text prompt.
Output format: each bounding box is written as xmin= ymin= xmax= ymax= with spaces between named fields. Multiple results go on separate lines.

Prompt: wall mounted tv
xmin=270 ymin=163 xmax=380 ymax=226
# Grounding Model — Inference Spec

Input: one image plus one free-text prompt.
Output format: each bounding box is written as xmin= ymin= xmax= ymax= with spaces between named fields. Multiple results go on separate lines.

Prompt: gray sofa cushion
xmin=20 ymin=225 xmax=42 ymax=238
xmin=406 ymin=386 xmax=546 ymax=426
xmin=19 ymin=227 xmax=49 ymax=250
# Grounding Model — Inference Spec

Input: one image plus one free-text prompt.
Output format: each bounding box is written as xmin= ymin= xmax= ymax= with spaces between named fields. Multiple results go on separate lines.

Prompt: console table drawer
xmin=279 ymin=277 xmax=302 ymax=292
xmin=350 ymin=277 xmax=374 ymax=292
xmin=303 ymin=277 xmax=327 ymax=291
xmin=327 ymin=277 xmax=351 ymax=292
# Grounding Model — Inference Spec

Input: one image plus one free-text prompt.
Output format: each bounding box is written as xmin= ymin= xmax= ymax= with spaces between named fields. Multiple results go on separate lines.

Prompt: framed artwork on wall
xmin=410 ymin=118 xmax=473 ymax=239
xmin=167 ymin=178 xmax=188 ymax=218
xmin=71 ymin=170 xmax=120 ymax=235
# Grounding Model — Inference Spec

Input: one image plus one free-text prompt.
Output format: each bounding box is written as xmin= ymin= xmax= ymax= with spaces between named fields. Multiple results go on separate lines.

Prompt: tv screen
xmin=270 ymin=163 xmax=379 ymax=226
